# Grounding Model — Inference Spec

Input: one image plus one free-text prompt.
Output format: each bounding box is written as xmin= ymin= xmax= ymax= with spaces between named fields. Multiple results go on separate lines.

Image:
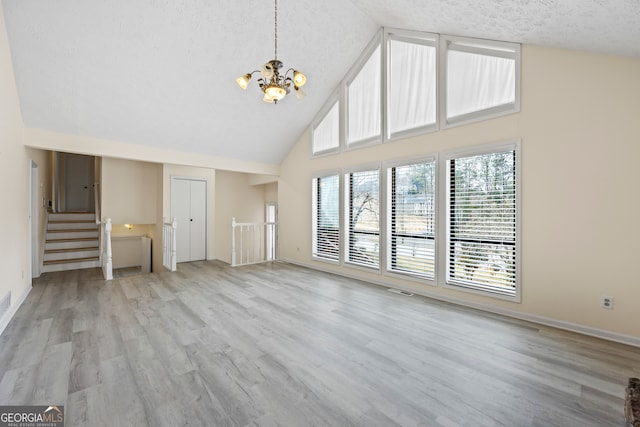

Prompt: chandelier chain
xmin=274 ymin=0 xmax=278 ymax=60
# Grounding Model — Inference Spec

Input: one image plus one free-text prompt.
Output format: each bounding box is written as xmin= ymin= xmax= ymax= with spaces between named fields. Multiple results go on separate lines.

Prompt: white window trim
xmin=311 ymin=170 xmax=343 ymax=265
xmin=384 ymin=28 xmax=440 ymax=142
xmin=440 ymin=34 xmax=521 ymax=129
xmin=343 ymin=30 xmax=384 ymax=151
xmin=438 ymin=139 xmax=522 ymax=302
xmin=383 ymin=154 xmax=438 ymax=285
xmin=343 ymin=163 xmax=382 ymax=272
xmin=311 ymin=90 xmax=341 ymax=158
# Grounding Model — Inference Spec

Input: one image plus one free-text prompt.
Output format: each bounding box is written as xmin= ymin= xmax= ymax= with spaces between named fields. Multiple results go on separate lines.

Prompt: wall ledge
xmin=280 ymin=258 xmax=640 ymax=348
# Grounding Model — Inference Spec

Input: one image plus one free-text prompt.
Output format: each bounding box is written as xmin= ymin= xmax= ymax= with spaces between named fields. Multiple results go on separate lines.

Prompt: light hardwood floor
xmin=0 ymin=261 xmax=638 ymax=426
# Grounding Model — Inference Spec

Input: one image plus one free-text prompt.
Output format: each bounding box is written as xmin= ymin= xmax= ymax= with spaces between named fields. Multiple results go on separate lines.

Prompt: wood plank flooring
xmin=0 ymin=261 xmax=638 ymax=426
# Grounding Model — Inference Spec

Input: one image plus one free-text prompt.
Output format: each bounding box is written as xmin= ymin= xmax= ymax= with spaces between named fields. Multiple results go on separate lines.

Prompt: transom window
xmin=310 ymin=29 xmax=520 ymax=157
xmin=443 ymin=36 xmax=520 ymax=126
xmin=387 ymin=32 xmax=437 ymax=138
xmin=346 ymin=44 xmax=382 ymax=147
xmin=312 ymin=98 xmax=340 ymax=155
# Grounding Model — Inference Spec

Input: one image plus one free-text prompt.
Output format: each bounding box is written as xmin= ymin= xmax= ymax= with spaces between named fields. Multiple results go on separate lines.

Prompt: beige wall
xmin=0 ymin=6 xmax=30 ymax=332
xmin=214 ymin=170 xmax=267 ymax=264
xmin=278 ymin=44 xmax=640 ymax=343
xmin=102 ymin=157 xmax=160 ymax=224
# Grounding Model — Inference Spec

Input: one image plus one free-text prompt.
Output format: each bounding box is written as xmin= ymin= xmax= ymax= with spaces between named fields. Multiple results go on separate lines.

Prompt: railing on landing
xmin=163 ymin=217 xmax=177 ymax=272
xmin=231 ymin=217 xmax=277 ymax=267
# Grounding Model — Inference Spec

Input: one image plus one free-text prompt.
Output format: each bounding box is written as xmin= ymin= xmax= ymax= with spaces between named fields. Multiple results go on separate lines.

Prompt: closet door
xmin=189 ymin=180 xmax=207 ymax=261
xmin=171 ymin=178 xmax=206 ymax=263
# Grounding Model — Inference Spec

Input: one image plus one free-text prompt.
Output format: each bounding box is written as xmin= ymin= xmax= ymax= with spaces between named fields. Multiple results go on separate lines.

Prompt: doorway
xmin=171 ymin=177 xmax=207 ymax=263
xmin=30 ymin=161 xmax=40 ymax=279
xmin=58 ymin=153 xmax=94 ymax=212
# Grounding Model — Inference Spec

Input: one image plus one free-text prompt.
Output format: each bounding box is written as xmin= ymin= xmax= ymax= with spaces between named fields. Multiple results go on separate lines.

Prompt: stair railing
xmin=162 ymin=217 xmax=177 ymax=271
xmin=231 ymin=217 xmax=277 ymax=267
xmin=102 ymin=218 xmax=113 ymax=280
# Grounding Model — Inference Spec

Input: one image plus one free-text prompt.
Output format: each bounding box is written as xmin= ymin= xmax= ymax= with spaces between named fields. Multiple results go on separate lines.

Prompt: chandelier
xmin=235 ymin=0 xmax=307 ymax=104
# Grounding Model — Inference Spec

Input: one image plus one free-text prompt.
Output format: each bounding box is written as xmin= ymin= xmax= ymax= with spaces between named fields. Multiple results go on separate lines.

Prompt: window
xmin=309 ymin=30 xmax=521 ymax=158
xmin=312 ymin=174 xmax=340 ymax=261
xmin=345 ymin=169 xmax=380 ymax=268
xmin=387 ymin=159 xmax=436 ymax=279
xmin=446 ymin=143 xmax=519 ymax=297
xmin=386 ymin=32 xmax=437 ymax=138
xmin=443 ymin=36 xmax=520 ymax=126
xmin=312 ymin=98 xmax=340 ymax=155
xmin=346 ymin=43 xmax=381 ymax=147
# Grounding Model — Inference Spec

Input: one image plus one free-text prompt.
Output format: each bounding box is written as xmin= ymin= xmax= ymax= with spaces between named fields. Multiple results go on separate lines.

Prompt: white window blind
xmin=346 ymin=169 xmax=380 ymax=268
xmin=388 ymin=160 xmax=436 ymax=279
xmin=446 ymin=40 xmax=518 ymax=122
xmin=312 ymin=100 xmax=340 ymax=154
xmin=347 ymin=45 xmax=381 ymax=146
xmin=388 ymin=38 xmax=436 ymax=136
xmin=312 ymin=175 xmax=340 ymax=260
xmin=447 ymin=148 xmax=517 ymax=295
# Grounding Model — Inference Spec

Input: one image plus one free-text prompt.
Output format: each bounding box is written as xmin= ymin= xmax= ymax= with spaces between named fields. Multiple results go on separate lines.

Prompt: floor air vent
xmin=0 ymin=291 xmax=10 ymax=319
xmin=388 ymin=288 xmax=414 ymax=297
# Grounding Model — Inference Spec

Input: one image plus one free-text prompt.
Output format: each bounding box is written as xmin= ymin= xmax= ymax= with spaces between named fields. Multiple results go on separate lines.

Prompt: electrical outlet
xmin=600 ymin=296 xmax=614 ymax=309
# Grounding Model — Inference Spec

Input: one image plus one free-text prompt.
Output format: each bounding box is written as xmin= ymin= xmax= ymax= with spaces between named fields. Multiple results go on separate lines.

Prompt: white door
xmin=171 ymin=178 xmax=207 ymax=263
xmin=64 ymin=154 xmax=93 ymax=211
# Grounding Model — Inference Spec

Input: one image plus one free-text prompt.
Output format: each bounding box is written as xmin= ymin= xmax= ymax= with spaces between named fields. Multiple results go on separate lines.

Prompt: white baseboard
xmin=281 ymin=257 xmax=640 ymax=348
xmin=0 ymin=284 xmax=32 ymax=337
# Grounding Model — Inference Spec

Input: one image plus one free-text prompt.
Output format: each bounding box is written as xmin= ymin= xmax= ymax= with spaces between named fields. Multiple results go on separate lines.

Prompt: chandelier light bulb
xmin=235 ymin=73 xmax=252 ymax=90
xmin=293 ymin=70 xmax=307 ymax=87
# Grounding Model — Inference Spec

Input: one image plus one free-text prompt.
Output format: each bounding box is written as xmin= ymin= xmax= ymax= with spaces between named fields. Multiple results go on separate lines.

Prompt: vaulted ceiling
xmin=3 ymin=0 xmax=639 ymax=166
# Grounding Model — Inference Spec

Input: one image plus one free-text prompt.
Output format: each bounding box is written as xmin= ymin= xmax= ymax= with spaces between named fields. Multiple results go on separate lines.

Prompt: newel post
xmin=102 ymin=218 xmax=113 ymax=280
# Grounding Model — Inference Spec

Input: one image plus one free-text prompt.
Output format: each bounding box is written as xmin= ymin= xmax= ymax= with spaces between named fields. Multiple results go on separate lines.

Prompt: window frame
xmin=311 ymin=90 xmax=341 ymax=157
xmin=311 ymin=170 xmax=342 ymax=264
xmin=343 ymin=164 xmax=382 ymax=271
xmin=384 ymin=155 xmax=438 ymax=284
xmin=440 ymin=140 xmax=521 ymax=302
xmin=343 ymin=30 xmax=384 ymax=151
xmin=440 ymin=34 xmax=521 ymax=129
xmin=384 ymin=28 xmax=439 ymax=142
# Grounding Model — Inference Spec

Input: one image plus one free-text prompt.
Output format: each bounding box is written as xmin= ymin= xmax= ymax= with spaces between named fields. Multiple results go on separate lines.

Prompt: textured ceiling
xmin=3 ymin=0 xmax=639 ymax=166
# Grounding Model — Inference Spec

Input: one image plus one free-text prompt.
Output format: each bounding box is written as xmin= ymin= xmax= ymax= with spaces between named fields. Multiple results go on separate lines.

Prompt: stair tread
xmin=45 ymin=247 xmax=99 ymax=254
xmin=47 ymin=231 xmax=98 ymax=233
xmin=52 ymin=211 xmax=96 ymax=214
xmin=43 ymin=256 xmax=100 ymax=265
xmin=49 ymin=220 xmax=96 ymax=224
xmin=46 ymin=237 xmax=99 ymax=243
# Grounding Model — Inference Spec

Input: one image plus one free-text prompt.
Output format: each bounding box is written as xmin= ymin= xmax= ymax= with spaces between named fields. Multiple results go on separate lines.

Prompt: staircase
xmin=42 ymin=212 xmax=101 ymax=273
